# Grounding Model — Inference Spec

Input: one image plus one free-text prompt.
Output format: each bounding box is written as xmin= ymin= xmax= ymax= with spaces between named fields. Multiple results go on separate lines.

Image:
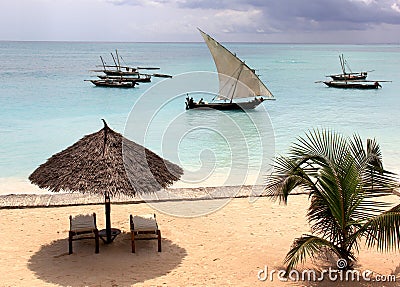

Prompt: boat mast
xmin=229 ymin=64 xmax=244 ymax=103
xmin=344 ymin=58 xmax=353 ymax=74
xmin=100 ymin=56 xmax=106 ymax=71
xmin=115 ymin=49 xmax=121 ymax=71
xmin=340 ymin=54 xmax=346 ymax=74
xmin=111 ymin=52 xmax=119 ymax=71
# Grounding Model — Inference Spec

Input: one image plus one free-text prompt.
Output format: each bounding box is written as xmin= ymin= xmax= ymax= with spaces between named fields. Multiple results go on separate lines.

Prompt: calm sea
xmin=1 ymin=41 xmax=399 ymax=194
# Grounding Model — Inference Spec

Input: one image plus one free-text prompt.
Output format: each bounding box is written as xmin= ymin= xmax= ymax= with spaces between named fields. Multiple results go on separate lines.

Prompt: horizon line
xmin=1 ymin=40 xmax=399 ymax=45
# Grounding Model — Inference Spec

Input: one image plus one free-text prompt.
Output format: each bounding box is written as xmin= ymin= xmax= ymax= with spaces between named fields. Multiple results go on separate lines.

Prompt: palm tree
xmin=265 ymin=129 xmax=400 ymax=273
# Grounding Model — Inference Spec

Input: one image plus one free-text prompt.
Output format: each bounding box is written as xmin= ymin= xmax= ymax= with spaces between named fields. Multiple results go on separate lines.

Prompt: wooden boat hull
xmin=97 ymin=75 xmax=151 ymax=83
xmin=153 ymin=73 xmax=173 ymax=78
xmin=330 ymin=73 xmax=367 ymax=81
xmin=103 ymin=70 xmax=139 ymax=76
xmin=324 ymin=81 xmax=381 ymax=89
xmin=90 ymin=80 xmax=136 ymax=88
xmin=185 ymin=98 xmax=264 ymax=110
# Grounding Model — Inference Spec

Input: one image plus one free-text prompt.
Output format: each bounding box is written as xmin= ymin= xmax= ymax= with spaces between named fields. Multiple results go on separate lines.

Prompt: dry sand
xmin=1 ymin=194 xmax=399 ymax=287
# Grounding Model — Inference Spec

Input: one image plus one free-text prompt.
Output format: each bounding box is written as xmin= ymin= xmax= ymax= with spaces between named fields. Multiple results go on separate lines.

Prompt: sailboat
xmin=88 ymin=50 xmax=172 ymax=87
xmin=328 ymin=54 xmax=369 ymax=81
xmin=93 ymin=50 xmax=160 ymax=76
xmin=186 ymin=29 xmax=274 ymax=110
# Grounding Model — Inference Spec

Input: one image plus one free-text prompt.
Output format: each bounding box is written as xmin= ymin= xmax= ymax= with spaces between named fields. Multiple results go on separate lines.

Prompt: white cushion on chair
xmin=132 ymin=214 xmax=158 ymax=232
xmin=70 ymin=214 xmax=96 ymax=233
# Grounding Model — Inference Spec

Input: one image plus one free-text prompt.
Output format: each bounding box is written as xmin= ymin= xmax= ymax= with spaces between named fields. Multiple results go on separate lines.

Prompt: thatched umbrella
xmin=29 ymin=120 xmax=183 ymax=243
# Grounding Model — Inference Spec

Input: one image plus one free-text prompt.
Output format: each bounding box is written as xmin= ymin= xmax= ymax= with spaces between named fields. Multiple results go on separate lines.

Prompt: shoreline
xmin=1 ymin=184 xmax=398 ymax=209
xmin=0 ymin=171 xmax=268 ymax=196
xmin=0 ymin=185 xmax=306 ymax=209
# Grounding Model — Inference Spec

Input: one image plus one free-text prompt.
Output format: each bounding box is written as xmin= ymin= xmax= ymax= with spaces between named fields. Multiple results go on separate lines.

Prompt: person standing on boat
xmin=185 ymin=97 xmax=195 ymax=110
xmin=185 ymin=95 xmax=189 ymax=109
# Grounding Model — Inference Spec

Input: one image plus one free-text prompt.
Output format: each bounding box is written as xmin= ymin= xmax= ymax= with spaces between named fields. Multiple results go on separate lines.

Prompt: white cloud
xmin=391 ymin=2 xmax=400 ymax=13
xmin=104 ymin=0 xmax=176 ymax=6
xmin=213 ymin=9 xmax=263 ymax=33
xmin=349 ymin=0 xmax=377 ymax=4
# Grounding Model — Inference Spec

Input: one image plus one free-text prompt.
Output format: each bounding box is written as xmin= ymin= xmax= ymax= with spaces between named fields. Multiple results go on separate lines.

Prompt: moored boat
xmin=328 ymin=54 xmax=370 ymax=81
xmin=330 ymin=72 xmax=367 ymax=81
xmin=88 ymin=49 xmax=170 ymax=87
xmin=185 ymin=96 xmax=265 ymax=110
xmin=97 ymin=74 xmax=151 ymax=83
xmin=323 ymin=80 xmax=382 ymax=89
xmin=102 ymin=69 xmax=140 ymax=76
xmin=88 ymin=79 xmax=137 ymax=88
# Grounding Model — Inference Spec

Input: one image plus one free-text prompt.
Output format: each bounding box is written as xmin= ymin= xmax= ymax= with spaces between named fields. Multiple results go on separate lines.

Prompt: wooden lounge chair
xmin=69 ymin=213 xmax=99 ymax=254
xmin=130 ymin=214 xmax=161 ymax=253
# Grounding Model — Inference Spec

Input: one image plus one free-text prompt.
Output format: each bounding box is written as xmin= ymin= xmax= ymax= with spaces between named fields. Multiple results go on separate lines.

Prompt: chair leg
xmin=157 ymin=230 xmax=162 ymax=252
xmin=94 ymin=229 xmax=99 ymax=254
xmin=68 ymin=231 xmax=73 ymax=255
xmin=131 ymin=231 xmax=135 ymax=253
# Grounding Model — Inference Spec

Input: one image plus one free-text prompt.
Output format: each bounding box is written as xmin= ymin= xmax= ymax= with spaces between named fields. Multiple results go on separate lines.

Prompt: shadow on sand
xmin=28 ymin=232 xmax=187 ymax=286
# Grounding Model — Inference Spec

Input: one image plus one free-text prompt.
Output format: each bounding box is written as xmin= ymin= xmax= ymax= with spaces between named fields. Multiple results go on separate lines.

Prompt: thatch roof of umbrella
xmin=29 ymin=120 xmax=183 ymax=197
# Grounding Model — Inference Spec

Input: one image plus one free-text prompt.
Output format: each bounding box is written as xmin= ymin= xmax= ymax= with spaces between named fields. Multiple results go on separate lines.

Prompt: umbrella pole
xmin=98 ymin=191 xmax=121 ymax=244
xmin=105 ymin=192 xmax=112 ymax=243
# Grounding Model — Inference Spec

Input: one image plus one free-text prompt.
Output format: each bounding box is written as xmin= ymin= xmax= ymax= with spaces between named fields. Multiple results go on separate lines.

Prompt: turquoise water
xmin=1 ymin=42 xmax=400 ymax=193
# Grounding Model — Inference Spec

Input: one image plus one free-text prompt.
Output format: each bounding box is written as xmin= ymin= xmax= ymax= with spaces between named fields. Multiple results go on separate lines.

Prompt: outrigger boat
xmin=97 ymin=74 xmax=151 ymax=83
xmin=328 ymin=54 xmax=369 ymax=81
xmin=330 ymin=72 xmax=367 ymax=81
xmin=323 ymin=80 xmax=382 ymax=89
xmin=186 ymin=29 xmax=274 ymax=110
xmin=93 ymin=50 xmax=161 ymax=76
xmin=86 ymin=79 xmax=137 ymax=88
xmin=95 ymin=51 xmax=171 ymax=78
xmin=186 ymin=95 xmax=265 ymax=110
xmin=86 ymin=49 xmax=172 ymax=87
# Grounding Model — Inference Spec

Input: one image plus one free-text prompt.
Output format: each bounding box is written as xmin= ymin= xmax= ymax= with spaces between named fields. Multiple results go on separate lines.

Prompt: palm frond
xmin=362 ymin=168 xmax=398 ymax=195
xmin=284 ymin=234 xmax=340 ymax=273
xmin=349 ymin=134 xmax=367 ymax=169
xmin=360 ymin=204 xmax=400 ymax=252
xmin=366 ymin=138 xmax=383 ymax=171
xmin=265 ymin=156 xmax=319 ymax=203
xmin=308 ymin=206 xmax=343 ymax=245
xmin=291 ymin=129 xmax=349 ymax=167
xmin=349 ymin=135 xmax=383 ymax=171
xmin=354 ymin=166 xmax=399 ymax=220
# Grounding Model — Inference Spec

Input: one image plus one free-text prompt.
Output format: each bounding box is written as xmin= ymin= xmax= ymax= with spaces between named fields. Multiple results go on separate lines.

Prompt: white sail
xmin=199 ymin=29 xmax=273 ymax=101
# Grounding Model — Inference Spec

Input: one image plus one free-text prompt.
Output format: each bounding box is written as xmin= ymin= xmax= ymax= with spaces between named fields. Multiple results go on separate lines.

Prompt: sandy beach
xmin=1 ymin=192 xmax=399 ymax=287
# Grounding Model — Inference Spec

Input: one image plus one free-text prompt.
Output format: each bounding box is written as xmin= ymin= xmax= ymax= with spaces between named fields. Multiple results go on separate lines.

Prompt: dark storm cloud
xmin=104 ymin=0 xmax=400 ymax=36
xmin=177 ymin=0 xmax=400 ymax=30
xmin=262 ymin=0 xmax=400 ymax=24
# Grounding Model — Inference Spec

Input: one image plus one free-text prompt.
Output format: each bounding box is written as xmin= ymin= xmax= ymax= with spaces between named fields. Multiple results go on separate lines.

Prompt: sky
xmin=1 ymin=0 xmax=400 ymax=43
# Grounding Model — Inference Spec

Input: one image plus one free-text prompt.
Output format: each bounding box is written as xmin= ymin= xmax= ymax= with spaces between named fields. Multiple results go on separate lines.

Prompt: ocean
xmin=1 ymin=41 xmax=400 ymax=194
